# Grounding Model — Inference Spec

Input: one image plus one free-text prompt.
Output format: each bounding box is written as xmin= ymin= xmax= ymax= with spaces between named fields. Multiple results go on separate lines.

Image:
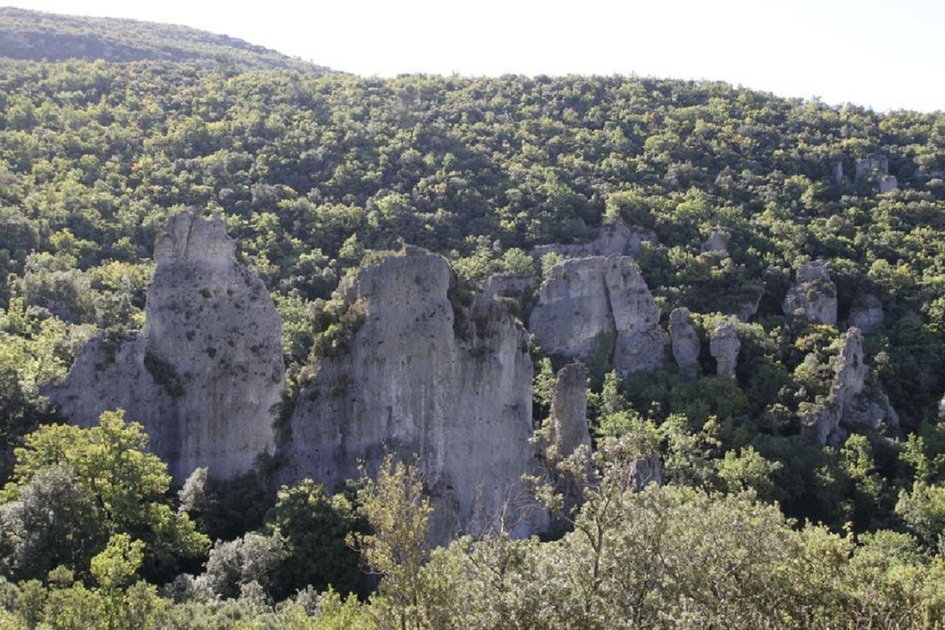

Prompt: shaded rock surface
xmin=482 ymin=273 xmax=535 ymax=317
xmin=849 ymin=294 xmax=885 ymax=333
xmin=700 ymin=230 xmax=729 ymax=255
xmin=669 ymin=307 xmax=700 ymax=378
xmin=282 ymin=249 xmax=546 ymax=542
xmin=529 ymin=256 xmax=664 ymax=375
xmin=548 ymin=363 xmax=591 ymax=459
xmin=783 ymin=262 xmax=838 ymax=324
xmin=804 ymin=327 xmax=899 ymax=445
xmin=45 ymin=210 xmax=284 ymax=482
xmin=709 ymin=319 xmax=740 ymax=378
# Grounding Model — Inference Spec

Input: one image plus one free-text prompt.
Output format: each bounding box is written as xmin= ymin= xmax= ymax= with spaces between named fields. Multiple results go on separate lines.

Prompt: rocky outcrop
xmin=281 ymin=249 xmax=546 ymax=542
xmin=529 ymin=256 xmax=664 ymax=375
xmin=548 ymin=363 xmax=591 ymax=460
xmin=669 ymin=308 xmax=700 ymax=378
xmin=482 ymin=273 xmax=535 ymax=316
xmin=804 ymin=327 xmax=899 ymax=445
xmin=700 ymin=230 xmax=729 ymax=255
xmin=709 ymin=319 xmax=740 ymax=378
xmin=783 ymin=262 xmax=838 ymax=324
xmin=532 ymin=224 xmax=655 ymax=260
xmin=849 ymin=294 xmax=884 ymax=333
xmin=45 ymin=210 xmax=284 ymax=482
xmin=855 ymin=155 xmax=890 ymax=183
xmin=879 ymin=175 xmax=899 ymax=193
xmin=735 ymin=294 xmax=762 ymax=322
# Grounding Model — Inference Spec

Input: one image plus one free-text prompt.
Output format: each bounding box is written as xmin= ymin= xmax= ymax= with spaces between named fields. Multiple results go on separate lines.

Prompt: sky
xmin=6 ymin=0 xmax=944 ymax=112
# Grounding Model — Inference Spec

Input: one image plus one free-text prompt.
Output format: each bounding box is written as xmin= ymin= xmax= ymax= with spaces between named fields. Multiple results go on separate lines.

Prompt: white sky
xmin=6 ymin=0 xmax=944 ymax=112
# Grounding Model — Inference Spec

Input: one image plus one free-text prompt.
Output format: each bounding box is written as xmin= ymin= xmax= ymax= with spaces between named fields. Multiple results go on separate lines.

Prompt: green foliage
xmin=0 ymin=410 xmax=209 ymax=583
xmin=351 ymin=455 xmax=432 ymax=630
xmin=90 ymin=534 xmax=144 ymax=591
xmin=269 ymin=479 xmax=363 ymax=598
xmin=2 ymin=20 xmax=945 ymax=620
xmin=178 ymin=465 xmax=274 ymax=543
xmin=143 ymin=352 xmax=185 ymax=398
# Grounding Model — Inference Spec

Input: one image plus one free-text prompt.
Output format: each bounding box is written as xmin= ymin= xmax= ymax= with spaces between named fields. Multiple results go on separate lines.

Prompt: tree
xmin=0 ymin=410 xmax=209 ymax=582
xmin=351 ymin=455 xmax=432 ymax=630
xmin=270 ymin=479 xmax=363 ymax=598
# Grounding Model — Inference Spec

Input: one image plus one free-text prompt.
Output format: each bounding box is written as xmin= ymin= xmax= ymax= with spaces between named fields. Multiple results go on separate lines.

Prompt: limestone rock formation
xmin=669 ymin=307 xmax=700 ymax=378
xmin=855 ymin=155 xmax=889 ymax=182
xmin=848 ymin=294 xmax=885 ymax=333
xmin=45 ymin=210 xmax=284 ymax=482
xmin=548 ymin=363 xmax=591 ymax=460
xmin=804 ymin=327 xmax=899 ymax=445
xmin=735 ymin=294 xmax=762 ymax=322
xmin=282 ymin=249 xmax=546 ymax=542
xmin=532 ymin=224 xmax=655 ymax=260
xmin=709 ymin=319 xmax=740 ymax=378
xmin=783 ymin=262 xmax=838 ymax=324
xmin=700 ymin=230 xmax=729 ymax=255
xmin=879 ymin=175 xmax=899 ymax=193
xmin=529 ymin=256 xmax=664 ymax=375
xmin=482 ymin=273 xmax=535 ymax=316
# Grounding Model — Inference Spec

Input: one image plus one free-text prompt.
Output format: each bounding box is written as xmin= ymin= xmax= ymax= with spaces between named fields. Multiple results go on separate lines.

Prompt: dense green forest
xmin=3 ymin=8 xmax=945 ymax=627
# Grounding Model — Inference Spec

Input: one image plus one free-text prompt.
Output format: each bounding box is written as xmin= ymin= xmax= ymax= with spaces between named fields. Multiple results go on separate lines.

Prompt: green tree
xmin=270 ymin=479 xmax=363 ymax=598
xmin=351 ymin=455 xmax=432 ymax=630
xmin=0 ymin=410 xmax=209 ymax=582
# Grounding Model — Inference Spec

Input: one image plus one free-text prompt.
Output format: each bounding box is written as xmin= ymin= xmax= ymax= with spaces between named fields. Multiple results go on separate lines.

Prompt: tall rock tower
xmin=45 ymin=210 xmax=284 ymax=481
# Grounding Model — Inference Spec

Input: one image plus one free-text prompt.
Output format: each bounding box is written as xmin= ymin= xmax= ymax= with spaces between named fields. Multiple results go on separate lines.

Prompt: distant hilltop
xmin=0 ymin=6 xmax=331 ymax=72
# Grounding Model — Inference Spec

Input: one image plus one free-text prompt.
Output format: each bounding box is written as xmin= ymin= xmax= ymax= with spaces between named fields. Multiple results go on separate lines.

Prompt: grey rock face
xmin=548 ymin=363 xmax=591 ymax=460
xmin=529 ymin=256 xmax=664 ymax=375
xmin=804 ymin=327 xmax=899 ymax=445
xmin=46 ymin=210 xmax=284 ymax=482
xmin=482 ymin=273 xmax=535 ymax=316
xmin=283 ymin=250 xmax=546 ymax=542
xmin=783 ymin=262 xmax=838 ymax=324
xmin=669 ymin=307 xmax=700 ymax=378
xmin=879 ymin=175 xmax=898 ymax=193
xmin=700 ymin=230 xmax=729 ymax=255
xmin=735 ymin=294 xmax=762 ymax=322
xmin=532 ymin=224 xmax=656 ymax=260
xmin=849 ymin=294 xmax=885 ymax=334
xmin=709 ymin=319 xmax=740 ymax=378
xmin=855 ymin=155 xmax=889 ymax=182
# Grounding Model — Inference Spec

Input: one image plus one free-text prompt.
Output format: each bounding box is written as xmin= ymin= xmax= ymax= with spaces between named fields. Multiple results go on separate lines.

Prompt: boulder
xmin=532 ymin=224 xmax=655 ymax=260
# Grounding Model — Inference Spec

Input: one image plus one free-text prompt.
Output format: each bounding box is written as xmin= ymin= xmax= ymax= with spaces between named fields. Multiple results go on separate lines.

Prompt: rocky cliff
xmin=783 ymin=261 xmax=838 ymax=324
xmin=529 ymin=256 xmax=664 ymax=375
xmin=709 ymin=319 xmax=741 ymax=378
xmin=45 ymin=210 xmax=284 ymax=482
xmin=281 ymin=249 xmax=546 ymax=542
xmin=669 ymin=307 xmax=700 ymax=379
xmin=548 ymin=363 xmax=591 ymax=460
xmin=532 ymin=224 xmax=656 ymax=260
xmin=804 ymin=327 xmax=899 ymax=445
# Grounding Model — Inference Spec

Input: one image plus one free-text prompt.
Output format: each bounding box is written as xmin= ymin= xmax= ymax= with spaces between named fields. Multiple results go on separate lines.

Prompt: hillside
xmin=2 ymin=8 xmax=945 ymax=626
xmin=0 ymin=6 xmax=328 ymax=72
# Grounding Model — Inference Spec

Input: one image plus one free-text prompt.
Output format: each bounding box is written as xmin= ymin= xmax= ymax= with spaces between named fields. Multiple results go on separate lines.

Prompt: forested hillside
xmin=3 ymin=8 xmax=945 ymax=627
xmin=0 ymin=7 xmax=326 ymax=71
